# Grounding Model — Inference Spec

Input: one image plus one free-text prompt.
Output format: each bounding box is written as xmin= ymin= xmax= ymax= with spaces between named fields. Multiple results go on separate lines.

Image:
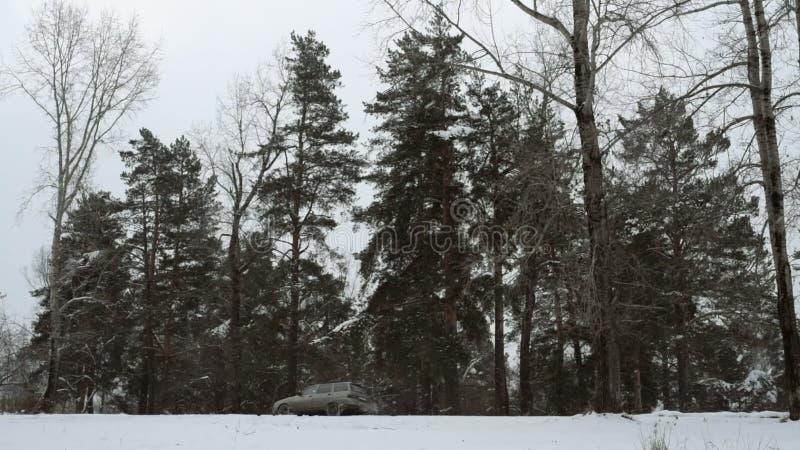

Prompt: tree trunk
xmin=571 ymin=0 xmax=621 ymax=413
xmin=739 ymin=0 xmax=800 ymax=420
xmin=138 ymin=193 xmax=159 ymax=415
xmin=552 ymin=286 xmax=565 ymax=414
xmin=519 ymin=255 xmax=537 ymax=415
xmin=160 ymin=317 xmax=172 ymax=412
xmin=228 ymin=212 xmax=243 ymax=412
xmin=632 ymin=339 xmax=643 ymax=413
xmin=441 ymin=144 xmax=460 ymax=414
xmin=676 ymin=336 xmax=689 ymax=412
xmin=286 ymin=110 xmax=307 ymax=399
xmin=795 ymin=0 xmax=800 ymax=67
xmin=287 ymin=226 xmax=301 ymax=397
xmin=572 ymin=334 xmax=587 ymax=411
xmin=661 ymin=346 xmax=672 ymax=410
xmin=676 ymin=298 xmax=692 ymax=412
xmin=38 ymin=208 xmax=65 ymax=413
xmin=419 ymin=358 xmax=434 ymax=414
xmin=493 ymin=256 xmax=509 ymax=415
xmin=138 ymin=281 xmax=156 ymax=414
xmin=567 ymin=292 xmax=588 ymax=411
xmin=83 ymin=386 xmax=94 ymax=414
xmin=162 ymin=185 xmax=184 ymax=414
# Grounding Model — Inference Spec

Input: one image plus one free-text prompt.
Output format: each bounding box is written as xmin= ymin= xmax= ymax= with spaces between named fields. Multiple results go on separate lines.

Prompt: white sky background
xmin=0 ymin=0 xmax=386 ymax=322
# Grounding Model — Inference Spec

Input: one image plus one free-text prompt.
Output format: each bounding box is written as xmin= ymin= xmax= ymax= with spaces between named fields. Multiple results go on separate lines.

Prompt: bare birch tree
xmin=4 ymin=0 xmax=158 ymax=412
xmin=644 ymin=0 xmax=800 ymax=420
xmin=201 ymin=54 xmax=288 ymax=412
xmin=735 ymin=0 xmax=800 ymax=420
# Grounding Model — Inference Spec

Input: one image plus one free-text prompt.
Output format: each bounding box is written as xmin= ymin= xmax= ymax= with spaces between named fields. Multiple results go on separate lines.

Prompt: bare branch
xmin=508 ymin=0 xmax=572 ymax=41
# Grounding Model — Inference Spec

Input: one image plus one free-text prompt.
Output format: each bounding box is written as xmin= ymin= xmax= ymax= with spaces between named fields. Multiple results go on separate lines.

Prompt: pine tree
xmin=612 ymin=89 xmax=776 ymax=412
xmin=358 ymin=15 xmax=469 ymax=414
xmin=121 ymin=129 xmax=219 ymax=413
xmin=463 ymin=77 xmax=520 ymax=414
xmin=233 ymin=240 xmax=285 ymax=411
xmin=30 ymin=192 xmax=131 ymax=412
xmin=261 ymin=31 xmax=361 ymax=397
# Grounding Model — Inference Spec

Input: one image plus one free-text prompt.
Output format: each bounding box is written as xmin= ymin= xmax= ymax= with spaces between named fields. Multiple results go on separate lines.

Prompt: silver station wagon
xmin=272 ymin=382 xmax=378 ymax=415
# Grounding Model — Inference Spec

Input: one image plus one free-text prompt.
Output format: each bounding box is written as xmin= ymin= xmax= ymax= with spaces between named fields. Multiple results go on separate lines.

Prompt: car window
xmin=351 ymin=383 xmax=368 ymax=394
xmin=314 ymin=384 xmax=332 ymax=394
xmin=333 ymin=382 xmax=349 ymax=392
xmin=301 ymin=385 xmax=316 ymax=395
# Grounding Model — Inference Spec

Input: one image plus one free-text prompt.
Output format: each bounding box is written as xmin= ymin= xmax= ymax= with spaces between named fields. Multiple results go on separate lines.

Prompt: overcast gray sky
xmin=0 ymin=0 xmax=384 ymax=322
xmin=2 ymin=1 xmax=797 ymax=325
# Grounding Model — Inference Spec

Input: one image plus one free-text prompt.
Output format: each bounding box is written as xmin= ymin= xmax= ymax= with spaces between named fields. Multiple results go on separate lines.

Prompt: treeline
xmin=11 ymin=4 xmax=794 ymax=416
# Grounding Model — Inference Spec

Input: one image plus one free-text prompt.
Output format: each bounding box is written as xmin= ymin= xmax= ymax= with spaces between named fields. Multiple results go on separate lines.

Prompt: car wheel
xmin=277 ymin=404 xmax=291 ymax=415
xmin=326 ymin=402 xmax=341 ymax=416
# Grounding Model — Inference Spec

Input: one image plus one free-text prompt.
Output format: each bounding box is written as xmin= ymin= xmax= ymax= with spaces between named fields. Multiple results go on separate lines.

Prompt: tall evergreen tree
xmin=261 ymin=31 xmax=361 ymax=397
xmin=358 ymin=15 xmax=469 ymax=414
xmin=121 ymin=129 xmax=220 ymax=413
xmin=612 ymin=89 xmax=777 ymax=412
xmin=463 ymin=77 xmax=520 ymax=414
xmin=30 ymin=192 xmax=131 ymax=412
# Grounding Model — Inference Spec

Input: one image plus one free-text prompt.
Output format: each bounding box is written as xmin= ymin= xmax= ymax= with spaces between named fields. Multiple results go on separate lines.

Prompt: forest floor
xmin=0 ymin=411 xmax=797 ymax=449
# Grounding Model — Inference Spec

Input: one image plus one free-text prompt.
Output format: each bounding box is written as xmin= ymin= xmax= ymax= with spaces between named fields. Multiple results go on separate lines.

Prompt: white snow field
xmin=0 ymin=412 xmax=797 ymax=450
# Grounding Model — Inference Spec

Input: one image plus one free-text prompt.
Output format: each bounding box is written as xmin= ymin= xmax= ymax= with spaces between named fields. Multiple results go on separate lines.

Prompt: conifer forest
xmin=2 ymin=0 xmax=800 ymax=428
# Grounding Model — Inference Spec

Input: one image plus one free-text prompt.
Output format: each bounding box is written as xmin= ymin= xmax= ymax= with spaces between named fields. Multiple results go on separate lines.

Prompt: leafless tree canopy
xmin=204 ymin=49 xmax=289 ymax=223
xmin=7 ymin=0 xmax=159 ymax=210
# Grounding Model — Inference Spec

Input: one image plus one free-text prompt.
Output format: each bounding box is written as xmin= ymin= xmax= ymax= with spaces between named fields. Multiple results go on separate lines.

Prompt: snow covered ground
xmin=0 ymin=412 xmax=797 ymax=449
